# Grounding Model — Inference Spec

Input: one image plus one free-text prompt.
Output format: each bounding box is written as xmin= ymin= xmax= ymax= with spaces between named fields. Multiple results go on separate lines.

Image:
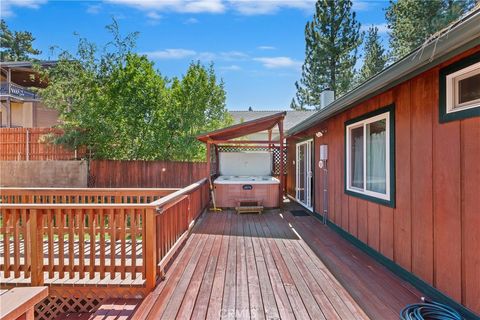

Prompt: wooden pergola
xmin=197 ymin=111 xmax=287 ymax=205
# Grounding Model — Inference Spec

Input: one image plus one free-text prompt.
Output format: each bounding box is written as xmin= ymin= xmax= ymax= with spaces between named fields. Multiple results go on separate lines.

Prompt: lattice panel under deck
xmin=35 ymin=295 xmax=103 ymax=320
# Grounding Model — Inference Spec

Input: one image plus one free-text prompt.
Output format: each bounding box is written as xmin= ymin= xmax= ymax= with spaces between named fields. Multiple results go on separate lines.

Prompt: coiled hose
xmin=400 ymin=297 xmax=463 ymax=320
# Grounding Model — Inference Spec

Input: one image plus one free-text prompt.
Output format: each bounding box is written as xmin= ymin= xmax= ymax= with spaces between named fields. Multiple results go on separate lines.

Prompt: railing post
xmin=144 ymin=207 xmax=157 ymax=292
xmin=187 ymin=195 xmax=191 ymax=227
xmin=29 ymin=209 xmax=44 ymax=286
xmin=26 ymin=129 xmax=30 ymax=161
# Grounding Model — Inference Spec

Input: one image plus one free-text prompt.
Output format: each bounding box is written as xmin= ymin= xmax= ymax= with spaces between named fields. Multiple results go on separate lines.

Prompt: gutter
xmin=287 ymin=8 xmax=480 ymax=137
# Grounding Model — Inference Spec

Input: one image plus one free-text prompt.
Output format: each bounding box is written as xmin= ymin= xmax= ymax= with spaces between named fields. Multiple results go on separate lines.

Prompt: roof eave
xmin=287 ymin=9 xmax=480 ymax=137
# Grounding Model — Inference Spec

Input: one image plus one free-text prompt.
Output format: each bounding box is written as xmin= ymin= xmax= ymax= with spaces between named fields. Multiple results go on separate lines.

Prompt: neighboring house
xmin=286 ymin=9 xmax=479 ymax=317
xmin=229 ymin=110 xmax=316 ymax=140
xmin=0 ymin=61 xmax=59 ymax=128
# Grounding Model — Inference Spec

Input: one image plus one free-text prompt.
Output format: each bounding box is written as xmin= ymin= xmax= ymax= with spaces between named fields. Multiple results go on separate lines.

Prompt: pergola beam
xmin=209 ymin=140 xmax=281 ymax=145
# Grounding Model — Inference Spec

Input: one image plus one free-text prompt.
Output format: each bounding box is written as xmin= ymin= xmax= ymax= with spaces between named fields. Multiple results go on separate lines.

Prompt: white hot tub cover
xmin=218 ymin=152 xmax=272 ymax=176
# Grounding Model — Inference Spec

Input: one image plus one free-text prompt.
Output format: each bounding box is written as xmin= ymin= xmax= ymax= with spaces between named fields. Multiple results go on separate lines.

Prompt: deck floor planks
xmin=246 ymin=214 xmax=279 ymax=320
xmin=235 ymin=212 xmax=250 ymax=320
xmin=205 ymin=213 xmax=232 ymax=320
xmin=221 ymin=212 xmax=238 ymax=320
xmin=281 ymin=208 xmax=421 ymax=319
xmin=270 ymin=213 xmax=341 ymax=320
xmin=259 ymin=212 xmax=314 ymax=319
xmin=132 ymin=216 xmax=209 ymax=320
xmin=242 ymin=214 xmax=265 ymax=320
xmin=190 ymin=213 xmax=229 ymax=320
xmin=272 ymin=212 xmax=366 ymax=319
xmin=286 ymin=213 xmax=398 ymax=318
xmin=176 ymin=212 xmax=227 ymax=319
xmin=134 ymin=205 xmax=424 ymax=319
xmin=145 ymin=217 xmax=212 ymax=319
xmin=251 ymin=214 xmax=295 ymax=320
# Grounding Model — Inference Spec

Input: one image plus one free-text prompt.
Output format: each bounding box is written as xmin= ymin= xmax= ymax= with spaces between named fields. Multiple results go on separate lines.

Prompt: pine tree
xmin=386 ymin=0 xmax=476 ymax=61
xmin=1 ymin=19 xmax=41 ymax=61
xmin=292 ymin=0 xmax=361 ymax=110
xmin=357 ymin=26 xmax=387 ymax=84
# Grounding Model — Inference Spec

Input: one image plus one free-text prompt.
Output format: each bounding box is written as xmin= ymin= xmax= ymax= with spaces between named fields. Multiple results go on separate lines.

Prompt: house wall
xmin=10 ymin=101 xmax=24 ymax=127
xmin=286 ymin=46 xmax=480 ymax=314
xmin=34 ymin=101 xmax=60 ymax=127
xmin=0 ymin=101 xmax=59 ymax=128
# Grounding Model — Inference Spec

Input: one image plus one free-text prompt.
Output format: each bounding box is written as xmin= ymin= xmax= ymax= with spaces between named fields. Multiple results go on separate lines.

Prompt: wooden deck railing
xmin=0 ymin=179 xmax=210 ymax=295
xmin=0 ymin=187 xmax=178 ymax=204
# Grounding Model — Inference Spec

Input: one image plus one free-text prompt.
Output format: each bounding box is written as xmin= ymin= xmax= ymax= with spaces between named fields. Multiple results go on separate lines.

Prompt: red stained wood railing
xmin=0 ymin=187 xmax=178 ymax=205
xmin=0 ymin=179 xmax=210 ymax=294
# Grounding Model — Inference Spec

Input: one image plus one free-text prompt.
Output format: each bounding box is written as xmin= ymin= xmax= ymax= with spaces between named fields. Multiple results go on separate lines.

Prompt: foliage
xmin=39 ymin=21 xmax=231 ymax=161
xmin=385 ymin=0 xmax=476 ymax=61
xmin=357 ymin=26 xmax=388 ymax=84
xmin=292 ymin=0 xmax=362 ymax=110
xmin=1 ymin=19 xmax=41 ymax=61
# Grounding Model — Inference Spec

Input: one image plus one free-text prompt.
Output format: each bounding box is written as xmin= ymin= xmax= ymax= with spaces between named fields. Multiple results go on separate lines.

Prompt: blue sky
xmin=2 ymin=0 xmax=390 ymax=110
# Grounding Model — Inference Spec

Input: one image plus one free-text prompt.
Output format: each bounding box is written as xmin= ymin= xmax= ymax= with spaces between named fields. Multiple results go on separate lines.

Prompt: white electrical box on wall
xmin=320 ymin=144 xmax=328 ymax=160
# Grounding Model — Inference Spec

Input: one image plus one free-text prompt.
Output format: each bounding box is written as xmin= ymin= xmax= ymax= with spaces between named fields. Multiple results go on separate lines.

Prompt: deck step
xmin=235 ymin=205 xmax=263 ymax=214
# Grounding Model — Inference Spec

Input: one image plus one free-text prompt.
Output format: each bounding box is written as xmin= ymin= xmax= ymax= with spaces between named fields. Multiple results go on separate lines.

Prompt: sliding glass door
xmin=296 ymin=139 xmax=313 ymax=210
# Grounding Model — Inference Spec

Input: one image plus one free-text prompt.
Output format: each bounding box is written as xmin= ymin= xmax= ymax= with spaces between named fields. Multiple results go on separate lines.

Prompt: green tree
xmin=1 ymin=19 xmax=41 ymax=61
xmin=292 ymin=0 xmax=362 ymax=110
xmin=357 ymin=26 xmax=388 ymax=84
xmin=166 ymin=62 xmax=231 ymax=161
xmin=386 ymin=0 xmax=476 ymax=61
xmin=39 ymin=21 xmax=231 ymax=161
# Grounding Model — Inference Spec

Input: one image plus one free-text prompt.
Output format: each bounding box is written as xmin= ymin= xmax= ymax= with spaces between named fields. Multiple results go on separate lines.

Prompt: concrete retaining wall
xmin=0 ymin=161 xmax=88 ymax=187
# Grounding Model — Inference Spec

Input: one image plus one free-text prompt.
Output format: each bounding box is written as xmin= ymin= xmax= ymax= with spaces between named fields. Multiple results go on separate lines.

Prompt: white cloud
xmin=106 ymin=0 xmax=225 ymax=13
xmin=2 ymin=0 xmax=47 ymax=17
xmin=220 ymin=51 xmax=248 ymax=60
xmin=220 ymin=64 xmax=241 ymax=71
xmin=352 ymin=0 xmax=372 ymax=11
xmin=184 ymin=17 xmax=199 ymax=24
xmin=146 ymin=11 xmax=162 ymax=20
xmin=257 ymin=45 xmax=276 ymax=50
xmin=105 ymin=0 xmax=318 ymax=16
xmin=228 ymin=0 xmax=314 ymax=15
xmin=86 ymin=4 xmax=101 ymax=14
xmin=360 ymin=23 xmax=389 ymax=34
xmin=143 ymin=48 xmax=197 ymax=59
xmin=254 ymin=56 xmax=302 ymax=69
xmin=143 ymin=48 xmax=251 ymax=62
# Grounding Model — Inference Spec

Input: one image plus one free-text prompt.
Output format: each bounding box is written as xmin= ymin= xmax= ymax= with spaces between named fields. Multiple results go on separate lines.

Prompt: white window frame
xmin=346 ymin=111 xmax=390 ymax=201
xmin=445 ymin=61 xmax=480 ymax=114
xmin=295 ymin=139 xmax=313 ymax=211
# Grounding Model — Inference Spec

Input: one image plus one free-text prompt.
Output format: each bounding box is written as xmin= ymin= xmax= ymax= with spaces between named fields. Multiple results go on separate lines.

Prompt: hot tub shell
xmin=214 ymin=176 xmax=280 ymax=208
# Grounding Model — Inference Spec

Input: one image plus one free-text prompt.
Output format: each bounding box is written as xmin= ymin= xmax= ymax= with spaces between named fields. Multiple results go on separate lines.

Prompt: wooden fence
xmin=0 ymin=128 xmax=84 ymax=161
xmin=0 ymin=179 xmax=210 ymax=297
xmin=88 ymin=160 xmax=208 ymax=188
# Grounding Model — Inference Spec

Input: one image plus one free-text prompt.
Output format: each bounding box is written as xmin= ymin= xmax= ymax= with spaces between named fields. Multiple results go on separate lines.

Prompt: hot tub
xmin=214 ymin=175 xmax=280 ymax=208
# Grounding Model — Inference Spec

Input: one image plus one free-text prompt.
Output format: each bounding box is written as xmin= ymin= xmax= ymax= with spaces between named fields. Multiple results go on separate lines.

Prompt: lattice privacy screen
xmin=216 ymin=146 xmax=287 ymax=175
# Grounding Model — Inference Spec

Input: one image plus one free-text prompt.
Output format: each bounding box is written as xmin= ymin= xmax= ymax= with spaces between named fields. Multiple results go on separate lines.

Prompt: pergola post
xmin=214 ymin=144 xmax=219 ymax=175
xmin=278 ymin=119 xmax=284 ymax=206
xmin=206 ymin=141 xmax=211 ymax=177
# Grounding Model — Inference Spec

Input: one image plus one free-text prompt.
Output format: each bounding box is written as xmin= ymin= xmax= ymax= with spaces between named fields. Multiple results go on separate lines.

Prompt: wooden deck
xmin=1 ymin=240 xmax=145 ymax=287
xmin=133 ymin=204 xmax=422 ymax=320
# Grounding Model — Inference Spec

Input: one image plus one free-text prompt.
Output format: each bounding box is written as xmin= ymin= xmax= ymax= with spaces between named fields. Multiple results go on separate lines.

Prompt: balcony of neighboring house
xmin=0 ymin=61 xmax=59 ymax=128
xmin=0 ymin=80 xmax=40 ymax=101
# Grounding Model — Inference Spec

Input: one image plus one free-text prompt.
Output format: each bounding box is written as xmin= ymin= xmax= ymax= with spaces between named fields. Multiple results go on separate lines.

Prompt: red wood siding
xmin=286 ymin=45 xmax=480 ymax=314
